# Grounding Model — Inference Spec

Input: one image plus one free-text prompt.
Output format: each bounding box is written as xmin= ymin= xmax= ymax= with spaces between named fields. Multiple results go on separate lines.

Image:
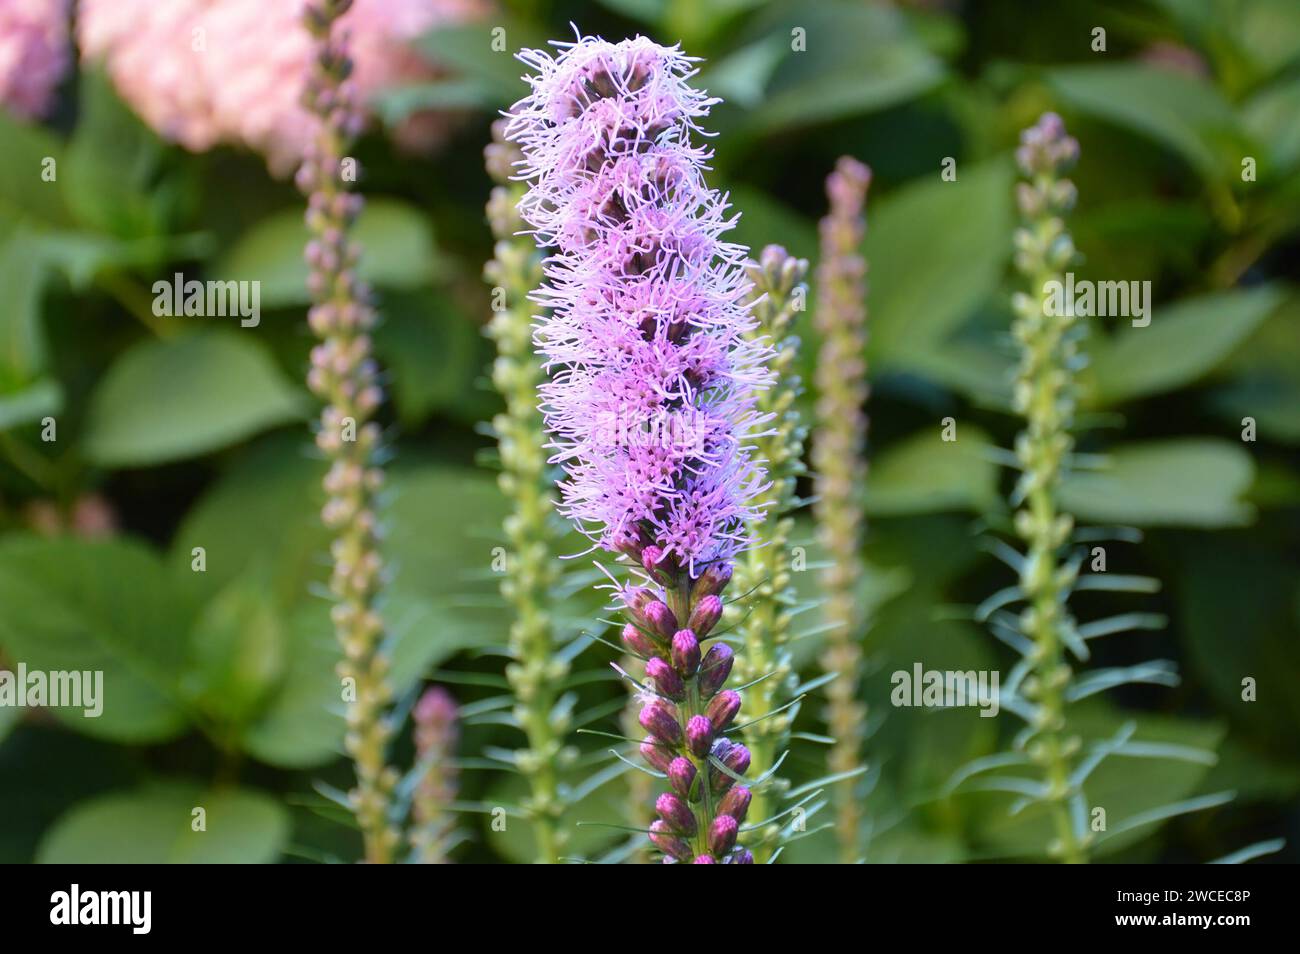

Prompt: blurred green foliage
xmin=1 ymin=0 xmax=1297 ymax=863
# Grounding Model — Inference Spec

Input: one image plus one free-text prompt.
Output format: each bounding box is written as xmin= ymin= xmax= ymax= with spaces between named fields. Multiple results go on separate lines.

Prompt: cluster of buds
xmin=1007 ymin=112 xmax=1087 ymax=864
xmin=812 ymin=156 xmax=872 ymax=863
xmin=297 ymin=0 xmax=397 ymax=864
xmin=622 ymin=554 xmax=754 ymax=864
xmin=410 ymin=687 xmax=461 ymax=864
xmin=732 ymin=244 xmax=809 ymax=862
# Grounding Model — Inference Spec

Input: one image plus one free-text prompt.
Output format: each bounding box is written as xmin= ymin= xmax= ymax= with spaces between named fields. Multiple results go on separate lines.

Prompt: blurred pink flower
xmin=77 ymin=0 xmax=486 ymax=175
xmin=0 ymin=0 xmax=71 ymax=119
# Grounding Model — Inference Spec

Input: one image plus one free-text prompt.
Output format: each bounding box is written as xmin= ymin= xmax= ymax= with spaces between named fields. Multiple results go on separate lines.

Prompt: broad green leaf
xmin=0 ymin=536 xmax=194 ymax=743
xmin=1210 ymin=295 xmax=1300 ymax=443
xmin=215 ymin=199 xmax=442 ymax=308
xmin=866 ymin=425 xmax=1000 ymax=516
xmin=83 ymin=331 xmax=305 ymax=467
xmin=184 ymin=580 xmax=289 ymax=731
xmin=0 ymin=112 xmax=69 ymax=227
xmin=1060 ymin=439 xmax=1255 ymax=527
xmin=728 ymin=185 xmax=818 ymax=265
xmin=1048 ymin=64 xmax=1244 ymax=182
xmin=1242 ymin=76 xmax=1300 ymax=175
xmin=37 ymin=783 xmax=289 ymax=863
xmin=62 ymin=71 xmax=166 ymax=237
xmin=1087 ymin=285 xmax=1284 ymax=406
xmin=0 ymin=232 xmax=49 ymax=383
xmin=867 ymin=160 xmax=1013 ymax=371
xmin=740 ymin=2 xmax=945 ymax=134
xmin=239 ymin=602 xmax=343 ymax=769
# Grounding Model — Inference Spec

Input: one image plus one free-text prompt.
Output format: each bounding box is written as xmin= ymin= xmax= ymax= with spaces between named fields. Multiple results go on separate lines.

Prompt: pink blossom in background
xmin=0 ymin=0 xmax=71 ymax=119
xmin=77 ymin=0 xmax=487 ymax=175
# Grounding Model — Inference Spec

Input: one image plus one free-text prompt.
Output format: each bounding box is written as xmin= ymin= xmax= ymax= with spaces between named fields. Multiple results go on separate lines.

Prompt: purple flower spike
xmin=718 ymin=785 xmax=751 ymax=825
xmin=656 ymin=792 xmax=698 ymax=836
xmin=667 ymin=757 xmax=698 ymax=800
xmin=640 ymin=702 xmax=683 ymax=746
xmin=708 ymin=815 xmax=739 ymax=856
xmin=649 ymin=819 xmax=693 ymax=862
xmin=705 ymin=689 xmax=742 ymax=731
xmin=645 ymin=656 xmax=686 ymax=701
xmin=505 ymin=34 xmax=773 ymax=576
xmin=686 ymin=715 xmax=715 ymax=758
xmin=688 ymin=594 xmax=724 ymax=638
xmin=698 ymin=643 xmax=735 ymax=698
xmin=671 ymin=629 xmax=701 ymax=676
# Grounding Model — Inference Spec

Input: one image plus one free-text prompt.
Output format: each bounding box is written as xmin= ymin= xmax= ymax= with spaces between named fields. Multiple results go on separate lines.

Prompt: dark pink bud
xmin=640 ymin=738 xmax=673 ymax=775
xmin=698 ymin=643 xmax=734 ymax=697
xmin=686 ymin=715 xmax=715 ymax=758
xmin=621 ymin=623 xmax=657 ymax=658
xmin=693 ymin=854 xmax=717 ymax=864
xmin=625 ymin=587 xmax=654 ymax=617
xmin=688 ymin=594 xmax=724 ymax=637
xmin=707 ymin=815 xmax=738 ymax=856
xmin=649 ymin=819 xmax=692 ymax=862
xmin=705 ymin=689 xmax=741 ymax=730
xmin=640 ymin=545 xmax=665 ymax=574
xmin=718 ymin=785 xmax=751 ymax=825
xmin=667 ymin=757 xmax=697 ymax=800
xmin=655 ymin=792 xmax=697 ymax=836
xmin=639 ymin=702 xmax=682 ymax=746
xmin=671 ymin=629 xmax=700 ymax=676
xmin=645 ymin=657 xmax=685 ymax=701
xmin=692 ymin=561 xmax=733 ymax=600
xmin=643 ymin=601 xmax=679 ymax=641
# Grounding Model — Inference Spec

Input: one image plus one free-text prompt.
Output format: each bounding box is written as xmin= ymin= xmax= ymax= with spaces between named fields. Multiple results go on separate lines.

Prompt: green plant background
xmin=1 ymin=0 xmax=1297 ymax=863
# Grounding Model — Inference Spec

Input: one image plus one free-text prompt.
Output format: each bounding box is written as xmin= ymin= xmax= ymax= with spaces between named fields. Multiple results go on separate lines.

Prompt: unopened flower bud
xmin=648 ymin=819 xmax=692 ymax=861
xmin=639 ymin=702 xmax=682 ymax=746
xmin=640 ymin=737 xmax=673 ymax=775
xmin=642 ymin=601 xmax=678 ymax=641
xmin=645 ymin=656 xmax=685 ymax=701
xmin=707 ymin=814 xmax=738 ymax=856
xmin=621 ymin=623 xmax=657 ymax=658
xmin=688 ymin=594 xmax=724 ymax=638
xmin=691 ymin=561 xmax=733 ymax=600
xmin=705 ymin=689 xmax=741 ymax=730
xmin=667 ymin=757 xmax=697 ymax=800
xmin=697 ymin=643 xmax=734 ymax=697
xmin=718 ymin=785 xmax=751 ymax=825
xmin=655 ymin=792 xmax=697 ymax=836
xmin=686 ymin=715 xmax=714 ymax=758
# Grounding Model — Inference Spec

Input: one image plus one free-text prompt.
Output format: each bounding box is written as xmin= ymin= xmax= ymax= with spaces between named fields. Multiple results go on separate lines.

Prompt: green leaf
xmin=1060 ymin=439 xmax=1255 ymax=527
xmin=0 ymin=536 xmax=194 ymax=743
xmin=0 ymin=232 xmax=49 ymax=384
xmin=0 ymin=111 xmax=69 ymax=227
xmin=866 ymin=425 xmax=1000 ymax=516
xmin=215 ymin=199 xmax=442 ymax=308
xmin=867 ymin=160 xmax=1013 ymax=371
xmin=1048 ymin=64 xmax=1244 ymax=182
xmin=83 ymin=331 xmax=305 ymax=467
xmin=1209 ymin=296 xmax=1300 ymax=443
xmin=740 ymin=2 xmax=945 ymax=134
xmin=1087 ymin=285 xmax=1284 ymax=406
xmin=728 ymin=185 xmax=818 ymax=265
xmin=375 ymin=289 xmax=487 ymax=427
xmin=184 ymin=580 xmax=289 ymax=731
xmin=239 ymin=602 xmax=343 ymax=769
xmin=37 ymin=783 xmax=289 ymax=863
xmin=1242 ymin=76 xmax=1300 ymax=176
xmin=62 ymin=70 xmax=166 ymax=237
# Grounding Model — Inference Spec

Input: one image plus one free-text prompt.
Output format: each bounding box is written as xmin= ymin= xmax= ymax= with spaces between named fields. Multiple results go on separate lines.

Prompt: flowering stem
xmin=1010 ymin=113 xmax=1086 ymax=864
xmin=484 ymin=122 xmax=569 ymax=864
xmin=812 ymin=157 xmax=872 ymax=863
xmin=410 ymin=687 xmax=460 ymax=864
xmin=297 ymin=0 xmax=397 ymax=865
xmin=734 ymin=246 xmax=809 ymax=863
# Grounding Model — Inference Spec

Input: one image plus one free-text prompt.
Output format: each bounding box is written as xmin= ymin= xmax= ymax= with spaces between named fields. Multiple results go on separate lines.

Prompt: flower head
xmin=0 ymin=0 xmax=71 ymax=120
xmin=505 ymin=34 xmax=772 ymax=576
xmin=77 ymin=0 xmax=487 ymax=175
